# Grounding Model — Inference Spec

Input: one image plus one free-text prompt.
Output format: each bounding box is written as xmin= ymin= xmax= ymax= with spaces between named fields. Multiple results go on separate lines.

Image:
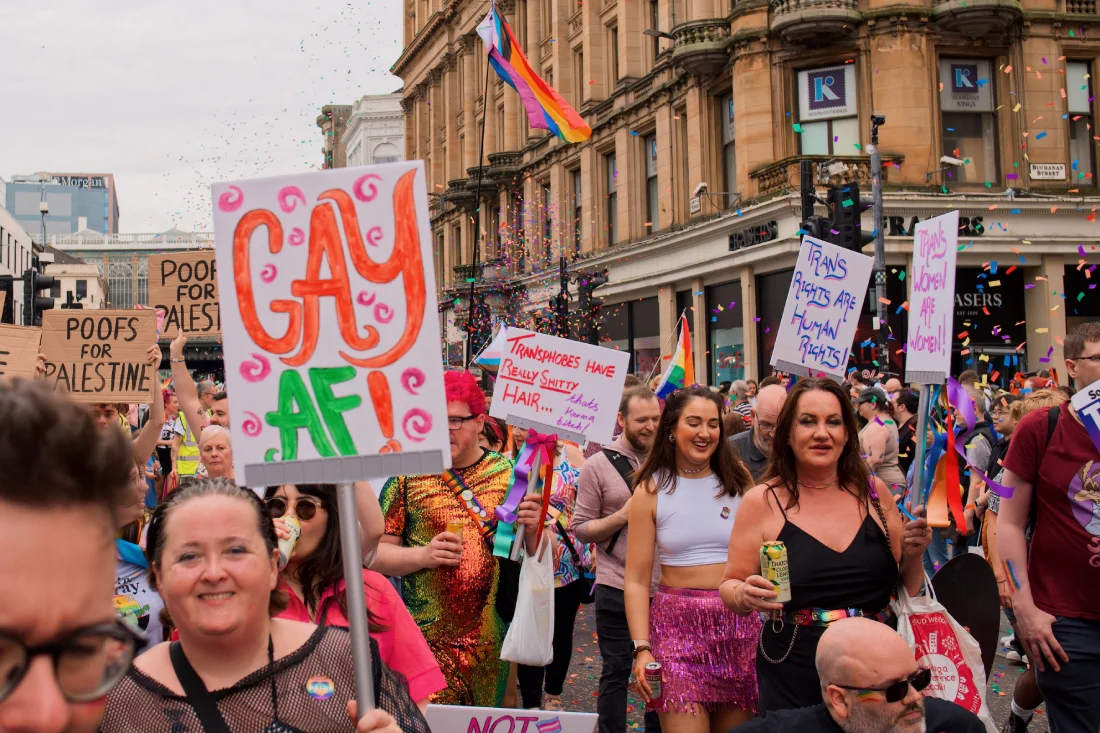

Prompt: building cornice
xmin=391 ymin=11 xmax=447 ymax=78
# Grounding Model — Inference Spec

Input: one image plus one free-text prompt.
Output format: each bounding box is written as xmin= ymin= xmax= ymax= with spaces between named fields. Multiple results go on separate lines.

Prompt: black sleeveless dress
xmin=756 ymin=488 xmax=899 ymax=712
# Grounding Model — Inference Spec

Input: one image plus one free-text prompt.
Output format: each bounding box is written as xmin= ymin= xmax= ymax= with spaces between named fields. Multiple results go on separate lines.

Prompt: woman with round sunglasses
xmin=267 ymin=483 xmax=447 ymax=711
xmin=100 ymin=478 xmax=428 ymax=732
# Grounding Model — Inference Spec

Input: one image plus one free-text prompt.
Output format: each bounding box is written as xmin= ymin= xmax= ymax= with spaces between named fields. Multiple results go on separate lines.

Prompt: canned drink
xmin=277 ymin=515 xmax=302 ymax=570
xmin=760 ymin=541 xmax=792 ymax=603
xmin=645 ymin=662 xmax=663 ymax=702
xmin=445 ymin=521 xmax=465 ymax=539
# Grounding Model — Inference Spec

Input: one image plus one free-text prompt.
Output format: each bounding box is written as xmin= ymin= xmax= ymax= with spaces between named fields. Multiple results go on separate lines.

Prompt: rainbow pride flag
xmin=655 ymin=315 xmax=695 ymax=399
xmin=476 ymin=8 xmax=591 ymax=144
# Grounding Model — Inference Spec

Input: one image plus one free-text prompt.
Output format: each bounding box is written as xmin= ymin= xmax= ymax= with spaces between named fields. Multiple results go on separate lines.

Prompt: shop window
xmin=573 ymin=50 xmax=584 ymax=107
xmin=605 ymin=152 xmax=618 ymax=246
xmin=706 ymin=281 xmax=745 ymax=385
xmin=676 ymin=289 xmax=696 ymax=338
xmin=939 ymin=59 xmax=998 ymax=185
xmin=796 ymin=64 xmax=858 ymax=155
xmin=1068 ymin=61 xmax=1095 ymax=186
xmin=644 ymin=134 xmax=658 ymax=231
xmin=608 ymin=27 xmax=619 ymax=86
xmin=720 ymin=94 xmax=737 ymax=207
xmin=632 ymin=298 xmax=660 ymax=377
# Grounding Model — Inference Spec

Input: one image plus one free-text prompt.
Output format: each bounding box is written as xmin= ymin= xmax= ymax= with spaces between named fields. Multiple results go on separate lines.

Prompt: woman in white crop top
xmin=624 ymin=386 xmax=760 ymax=733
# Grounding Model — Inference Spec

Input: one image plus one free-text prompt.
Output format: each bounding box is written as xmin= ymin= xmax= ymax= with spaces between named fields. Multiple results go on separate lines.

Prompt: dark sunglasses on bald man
xmin=834 ymin=667 xmax=932 ymax=703
xmin=265 ymin=496 xmax=324 ymax=521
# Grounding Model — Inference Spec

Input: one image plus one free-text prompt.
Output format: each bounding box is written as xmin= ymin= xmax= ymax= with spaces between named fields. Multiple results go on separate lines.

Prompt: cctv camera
xmin=692 ymin=182 xmax=708 ymax=197
xmin=940 ymin=155 xmax=965 ymax=166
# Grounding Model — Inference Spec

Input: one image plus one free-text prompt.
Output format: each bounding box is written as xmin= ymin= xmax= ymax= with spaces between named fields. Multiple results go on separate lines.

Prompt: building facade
xmin=0 ymin=204 xmax=36 ymax=323
xmin=317 ymin=104 xmax=354 ymax=169
xmin=397 ymin=0 xmax=1100 ymax=385
xmin=43 ymin=247 xmax=108 ymax=310
xmin=343 ymin=93 xmax=406 ymax=167
xmin=6 ymin=173 xmax=119 ymax=237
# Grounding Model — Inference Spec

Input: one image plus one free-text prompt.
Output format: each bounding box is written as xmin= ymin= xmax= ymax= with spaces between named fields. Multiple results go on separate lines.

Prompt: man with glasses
xmin=0 ymin=380 xmax=142 ymax=732
xmin=732 ymin=617 xmax=983 ymax=733
xmin=730 ymin=383 xmax=786 ymax=482
xmin=374 ymin=370 xmax=543 ymax=707
xmin=998 ymin=322 xmax=1100 ymax=733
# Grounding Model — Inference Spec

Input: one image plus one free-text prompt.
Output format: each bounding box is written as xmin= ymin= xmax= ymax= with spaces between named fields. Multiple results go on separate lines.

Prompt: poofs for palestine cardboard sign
xmin=212 ymin=161 xmax=450 ymax=487
xmin=148 ymin=250 xmax=221 ymax=338
xmin=40 ymin=310 xmax=157 ymax=403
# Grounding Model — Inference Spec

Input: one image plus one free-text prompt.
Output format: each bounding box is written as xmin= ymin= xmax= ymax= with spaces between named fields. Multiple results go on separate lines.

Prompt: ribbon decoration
xmin=945 ymin=377 xmax=1013 ymax=499
xmin=493 ymin=429 xmax=558 ymax=557
xmin=943 ymin=412 xmax=967 ymax=533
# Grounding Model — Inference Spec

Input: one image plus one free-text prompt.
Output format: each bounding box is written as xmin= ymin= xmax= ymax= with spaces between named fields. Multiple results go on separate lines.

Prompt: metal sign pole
xmin=336 ymin=481 xmax=375 ymax=713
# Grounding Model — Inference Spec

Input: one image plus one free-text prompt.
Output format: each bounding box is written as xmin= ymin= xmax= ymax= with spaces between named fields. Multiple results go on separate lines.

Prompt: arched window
xmin=372 ymin=142 xmax=401 ymax=164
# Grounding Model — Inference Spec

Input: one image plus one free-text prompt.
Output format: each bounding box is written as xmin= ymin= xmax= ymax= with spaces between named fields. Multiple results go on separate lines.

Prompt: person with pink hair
xmin=374 ymin=371 xmax=549 ymax=707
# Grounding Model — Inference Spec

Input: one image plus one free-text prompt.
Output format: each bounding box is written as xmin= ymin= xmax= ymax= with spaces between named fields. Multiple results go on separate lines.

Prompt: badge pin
xmin=305 ymin=675 xmax=335 ymax=701
xmin=720 ymin=507 xmax=730 ymax=519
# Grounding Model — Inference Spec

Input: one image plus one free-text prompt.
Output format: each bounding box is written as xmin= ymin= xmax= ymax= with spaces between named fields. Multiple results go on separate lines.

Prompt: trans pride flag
xmin=655 ymin=315 xmax=695 ymax=399
xmin=476 ymin=8 xmax=592 ymax=144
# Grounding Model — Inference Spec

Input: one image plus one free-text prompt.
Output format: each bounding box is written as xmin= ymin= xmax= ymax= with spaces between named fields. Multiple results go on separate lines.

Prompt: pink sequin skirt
xmin=648 ymin=585 xmax=761 ymax=715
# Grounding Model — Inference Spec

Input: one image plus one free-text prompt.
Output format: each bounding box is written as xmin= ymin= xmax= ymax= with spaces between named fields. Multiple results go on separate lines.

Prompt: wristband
xmin=631 ymin=644 xmax=651 ymax=659
xmin=170 ymin=357 xmax=186 ymax=363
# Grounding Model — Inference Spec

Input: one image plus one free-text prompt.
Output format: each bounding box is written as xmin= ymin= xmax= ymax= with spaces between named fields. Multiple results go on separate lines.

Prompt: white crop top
xmin=655 ymin=473 xmax=741 ymax=566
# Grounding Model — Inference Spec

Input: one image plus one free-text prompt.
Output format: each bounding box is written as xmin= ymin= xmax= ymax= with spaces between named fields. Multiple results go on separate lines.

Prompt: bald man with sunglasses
xmin=730 ymin=618 xmax=983 ymax=733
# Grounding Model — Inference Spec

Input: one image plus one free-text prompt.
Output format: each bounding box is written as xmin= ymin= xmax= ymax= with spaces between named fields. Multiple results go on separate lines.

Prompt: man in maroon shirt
xmin=998 ymin=322 xmax=1100 ymax=733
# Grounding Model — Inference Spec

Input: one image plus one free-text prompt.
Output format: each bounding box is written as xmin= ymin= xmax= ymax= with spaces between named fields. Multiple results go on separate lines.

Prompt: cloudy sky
xmin=0 ymin=0 xmax=403 ymax=232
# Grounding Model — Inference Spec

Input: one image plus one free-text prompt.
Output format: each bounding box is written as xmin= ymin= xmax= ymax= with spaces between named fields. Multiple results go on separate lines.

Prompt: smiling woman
xmin=98 ymin=478 xmax=429 ymax=733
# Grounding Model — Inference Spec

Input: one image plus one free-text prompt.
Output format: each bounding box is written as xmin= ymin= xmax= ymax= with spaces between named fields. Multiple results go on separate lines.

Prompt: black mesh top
xmin=99 ymin=626 xmax=430 ymax=732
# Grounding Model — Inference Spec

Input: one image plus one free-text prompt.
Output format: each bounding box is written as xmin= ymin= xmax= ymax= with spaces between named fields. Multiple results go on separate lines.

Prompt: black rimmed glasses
xmin=0 ymin=620 xmax=143 ymax=703
xmin=265 ymin=496 xmax=324 ymax=521
xmin=834 ymin=667 xmax=932 ymax=703
xmin=447 ymin=415 xmax=478 ymax=431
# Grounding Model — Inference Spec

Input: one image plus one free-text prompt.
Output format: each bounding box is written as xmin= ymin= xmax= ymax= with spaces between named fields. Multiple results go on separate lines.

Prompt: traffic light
xmin=22 ymin=268 xmax=55 ymax=326
xmin=798 ymin=216 xmax=831 ymax=241
xmin=0 ymin=276 xmax=13 ymax=324
xmin=826 ymin=182 xmax=874 ymax=252
xmin=576 ymin=270 xmax=608 ymax=345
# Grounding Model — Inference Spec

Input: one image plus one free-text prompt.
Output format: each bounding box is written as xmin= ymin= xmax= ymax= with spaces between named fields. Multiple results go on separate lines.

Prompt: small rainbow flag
xmin=655 ymin=315 xmax=694 ymax=399
xmin=476 ymin=8 xmax=592 ymax=144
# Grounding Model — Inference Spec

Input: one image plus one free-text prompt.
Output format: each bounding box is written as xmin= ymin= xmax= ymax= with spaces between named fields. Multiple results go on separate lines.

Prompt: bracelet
xmin=631 ymin=644 xmax=651 ymax=659
xmin=170 ymin=357 xmax=186 ymax=363
xmin=965 ymin=503 xmax=976 ymax=511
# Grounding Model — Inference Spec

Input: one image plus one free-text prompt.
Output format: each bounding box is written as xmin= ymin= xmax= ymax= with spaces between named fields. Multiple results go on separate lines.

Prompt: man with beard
xmin=730 ymin=383 xmax=786 ymax=482
xmin=571 ymin=386 xmax=662 ymax=733
xmin=732 ymin=618 xmax=984 ymax=733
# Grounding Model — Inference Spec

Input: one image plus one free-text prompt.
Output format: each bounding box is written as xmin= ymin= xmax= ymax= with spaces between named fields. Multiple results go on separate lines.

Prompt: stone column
xmin=482 ymin=84 xmax=499 ymax=160
xmin=692 ymin=276 xmax=707 ymax=379
xmin=740 ymin=264 xmax=758 ymax=381
xmin=461 ymin=36 xmax=478 ymax=172
xmin=685 ymin=85 xmax=708 ymax=218
xmin=443 ymin=53 xmax=460 ymax=184
xmin=526 ymin=0 xmax=544 ymax=143
xmin=500 ymin=0 xmax=523 ymax=151
xmin=428 ymin=71 xmax=445 ymax=195
xmin=1024 ymin=254 xmax=1067 ymax=373
xmin=659 ymin=285 xmax=677 ymax=355
xmin=732 ymin=40 xmax=774 ymax=200
xmin=655 ymin=100 xmax=673 ymax=231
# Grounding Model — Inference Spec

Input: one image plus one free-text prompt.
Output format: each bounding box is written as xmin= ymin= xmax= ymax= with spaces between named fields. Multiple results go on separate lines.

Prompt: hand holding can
xmin=277 ymin=515 xmax=302 ymax=569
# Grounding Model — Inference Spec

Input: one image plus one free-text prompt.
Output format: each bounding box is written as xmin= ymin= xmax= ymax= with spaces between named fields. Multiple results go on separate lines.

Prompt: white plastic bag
xmin=893 ymin=579 xmax=996 ymax=733
xmin=500 ymin=533 xmax=555 ymax=666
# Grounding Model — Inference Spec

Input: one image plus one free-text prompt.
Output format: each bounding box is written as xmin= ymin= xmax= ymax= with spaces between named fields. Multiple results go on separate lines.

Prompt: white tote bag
xmin=893 ymin=580 xmax=996 ymax=733
xmin=500 ymin=533 xmax=555 ymax=666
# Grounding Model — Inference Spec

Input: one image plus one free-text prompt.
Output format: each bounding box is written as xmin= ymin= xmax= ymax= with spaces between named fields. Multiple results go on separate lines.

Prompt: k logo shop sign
xmin=798 ymin=64 xmax=857 ymax=121
xmin=939 ymin=59 xmax=993 ymax=112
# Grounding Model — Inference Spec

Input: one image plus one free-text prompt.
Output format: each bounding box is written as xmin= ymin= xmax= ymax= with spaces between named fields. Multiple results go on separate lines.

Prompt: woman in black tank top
xmin=718 ymin=379 xmax=932 ymax=712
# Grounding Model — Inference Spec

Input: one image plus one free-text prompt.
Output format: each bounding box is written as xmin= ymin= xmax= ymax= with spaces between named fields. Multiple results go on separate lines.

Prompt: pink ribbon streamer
xmin=495 ymin=429 xmax=558 ymax=523
xmin=945 ymin=377 xmax=1013 ymax=499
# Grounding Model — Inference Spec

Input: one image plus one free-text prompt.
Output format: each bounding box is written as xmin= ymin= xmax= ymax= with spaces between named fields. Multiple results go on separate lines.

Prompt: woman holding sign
xmin=100 ymin=478 xmax=428 ymax=733
xmin=625 ymin=386 xmax=759 ymax=733
xmin=719 ymin=379 xmax=931 ymax=712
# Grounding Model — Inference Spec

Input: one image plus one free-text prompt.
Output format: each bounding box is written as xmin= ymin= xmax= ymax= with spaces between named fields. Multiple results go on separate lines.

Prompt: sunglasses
xmin=265 ymin=496 xmax=324 ymax=521
xmin=835 ymin=667 xmax=932 ymax=703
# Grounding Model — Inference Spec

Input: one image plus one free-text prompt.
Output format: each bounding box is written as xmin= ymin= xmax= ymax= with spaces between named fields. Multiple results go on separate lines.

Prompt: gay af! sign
xmin=425 ymin=705 xmax=596 ymax=733
xmin=212 ymin=162 xmax=449 ymax=487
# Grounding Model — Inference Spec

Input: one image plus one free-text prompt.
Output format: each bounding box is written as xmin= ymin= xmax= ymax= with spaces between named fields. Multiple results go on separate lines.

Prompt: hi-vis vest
xmin=177 ymin=413 xmax=200 ymax=476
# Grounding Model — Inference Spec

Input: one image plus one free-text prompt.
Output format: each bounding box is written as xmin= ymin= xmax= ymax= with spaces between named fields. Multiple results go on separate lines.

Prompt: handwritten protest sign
xmin=212 ymin=161 xmax=449 ymax=488
xmin=425 ymin=705 xmax=597 ymax=733
xmin=906 ymin=210 xmax=958 ymax=384
xmin=488 ymin=327 xmax=630 ymax=445
xmin=148 ymin=251 xmax=220 ymax=338
xmin=771 ymin=235 xmax=874 ymax=380
xmin=40 ymin=310 xmax=157 ymax=403
xmin=0 ymin=325 xmax=42 ymax=381
xmin=1072 ymin=378 xmax=1100 ymax=455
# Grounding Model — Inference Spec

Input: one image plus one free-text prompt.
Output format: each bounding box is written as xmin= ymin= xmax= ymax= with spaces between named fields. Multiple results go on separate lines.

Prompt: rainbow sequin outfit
xmin=380 ymin=451 xmax=513 ymax=707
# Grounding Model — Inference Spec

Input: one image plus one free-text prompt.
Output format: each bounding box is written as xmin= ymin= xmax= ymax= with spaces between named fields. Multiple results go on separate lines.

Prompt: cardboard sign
xmin=906 ymin=211 xmax=958 ymax=384
xmin=148 ymin=250 xmax=221 ymax=338
xmin=0 ymin=325 xmax=43 ymax=381
xmin=1072 ymin=378 xmax=1100 ymax=455
xmin=771 ymin=236 xmax=874 ymax=380
xmin=425 ymin=705 xmax=597 ymax=733
xmin=488 ymin=327 xmax=630 ymax=445
xmin=40 ymin=310 xmax=157 ymax=403
xmin=212 ymin=161 xmax=450 ymax=488
xmin=0 ymin=290 xmax=7 ymax=317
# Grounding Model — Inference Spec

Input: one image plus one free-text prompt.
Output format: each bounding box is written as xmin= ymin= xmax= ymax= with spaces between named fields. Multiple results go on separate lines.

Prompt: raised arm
xmin=131 ymin=344 xmax=165 ymax=465
xmin=169 ymin=333 xmax=205 ymax=437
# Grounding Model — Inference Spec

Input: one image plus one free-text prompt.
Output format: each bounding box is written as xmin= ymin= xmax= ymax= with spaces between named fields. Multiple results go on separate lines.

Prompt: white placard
xmin=425 ymin=705 xmax=597 ymax=733
xmin=212 ymin=161 xmax=450 ymax=487
xmin=1029 ymin=163 xmax=1066 ymax=181
xmin=906 ymin=210 xmax=958 ymax=384
xmin=488 ymin=327 xmax=630 ymax=445
xmin=1071 ymin=378 xmax=1100 ymax=455
xmin=770 ymin=236 xmax=874 ymax=380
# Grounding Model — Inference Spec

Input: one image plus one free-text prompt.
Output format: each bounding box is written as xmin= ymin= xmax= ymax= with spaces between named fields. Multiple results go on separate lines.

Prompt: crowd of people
xmin=1 ymin=321 xmax=1098 ymax=733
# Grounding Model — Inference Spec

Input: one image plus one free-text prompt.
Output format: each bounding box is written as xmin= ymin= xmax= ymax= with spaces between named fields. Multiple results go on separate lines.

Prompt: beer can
xmin=645 ymin=662 xmax=663 ymax=702
xmin=760 ymin=541 xmax=792 ymax=603
xmin=277 ymin=515 xmax=302 ymax=570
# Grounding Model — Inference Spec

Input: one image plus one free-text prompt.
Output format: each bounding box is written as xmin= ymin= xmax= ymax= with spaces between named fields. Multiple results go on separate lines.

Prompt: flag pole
xmin=466 ymin=0 xmax=495 ymax=368
xmin=643 ymin=308 xmax=688 ymax=385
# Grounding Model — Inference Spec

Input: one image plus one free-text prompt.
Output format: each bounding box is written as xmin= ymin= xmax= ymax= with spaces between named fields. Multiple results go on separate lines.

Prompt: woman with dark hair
xmin=855 ymin=387 xmax=907 ymax=496
xmin=267 ymin=483 xmax=446 ymax=711
xmin=625 ymin=386 xmax=760 ymax=732
xmin=479 ymin=416 xmax=509 ymax=455
xmin=100 ymin=478 xmax=428 ymax=732
xmin=719 ymin=378 xmax=931 ymax=712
